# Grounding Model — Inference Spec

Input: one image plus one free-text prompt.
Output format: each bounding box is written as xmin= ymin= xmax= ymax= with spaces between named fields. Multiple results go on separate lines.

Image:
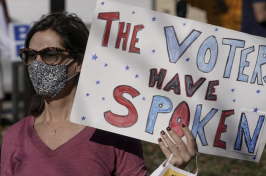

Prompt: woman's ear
xmin=75 ymin=57 xmax=83 ymax=73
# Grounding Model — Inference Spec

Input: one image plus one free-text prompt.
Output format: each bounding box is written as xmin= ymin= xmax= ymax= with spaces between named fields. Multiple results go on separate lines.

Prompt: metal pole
xmin=50 ymin=0 xmax=65 ymax=13
xmin=12 ymin=62 xmax=19 ymax=123
xmin=0 ymin=50 xmax=2 ymax=126
xmin=23 ymin=66 xmax=30 ymax=117
xmin=153 ymin=0 xmax=156 ymax=11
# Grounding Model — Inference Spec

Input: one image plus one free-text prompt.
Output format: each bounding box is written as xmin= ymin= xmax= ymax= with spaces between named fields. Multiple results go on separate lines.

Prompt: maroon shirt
xmin=1 ymin=116 xmax=147 ymax=176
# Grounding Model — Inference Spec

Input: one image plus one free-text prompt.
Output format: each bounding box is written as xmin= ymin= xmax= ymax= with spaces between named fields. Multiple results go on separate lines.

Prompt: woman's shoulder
xmin=89 ymin=129 xmax=147 ymax=175
xmin=4 ymin=116 xmax=33 ymax=139
xmin=1 ymin=116 xmax=33 ymax=175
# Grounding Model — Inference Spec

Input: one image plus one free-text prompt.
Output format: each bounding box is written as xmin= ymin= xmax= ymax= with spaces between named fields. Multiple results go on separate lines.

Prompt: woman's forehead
xmin=29 ymin=29 xmax=63 ymax=50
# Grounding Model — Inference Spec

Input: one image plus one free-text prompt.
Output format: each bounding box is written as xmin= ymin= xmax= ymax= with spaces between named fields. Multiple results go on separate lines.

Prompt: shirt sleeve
xmin=114 ymin=136 xmax=147 ymax=176
xmin=1 ymin=125 xmax=19 ymax=176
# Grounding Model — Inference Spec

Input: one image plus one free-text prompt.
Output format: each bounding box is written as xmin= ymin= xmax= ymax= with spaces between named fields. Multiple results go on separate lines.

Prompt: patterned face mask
xmin=28 ymin=59 xmax=78 ymax=98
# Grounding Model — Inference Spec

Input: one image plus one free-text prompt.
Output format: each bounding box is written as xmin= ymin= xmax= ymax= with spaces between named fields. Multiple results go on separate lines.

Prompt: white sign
xmin=71 ymin=0 xmax=266 ymax=162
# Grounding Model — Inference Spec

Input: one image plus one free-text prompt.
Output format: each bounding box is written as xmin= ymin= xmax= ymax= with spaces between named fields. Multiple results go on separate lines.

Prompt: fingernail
xmin=181 ymin=124 xmax=185 ymax=128
xmin=158 ymin=138 xmax=162 ymax=142
xmin=161 ymin=130 xmax=165 ymax=135
xmin=166 ymin=127 xmax=171 ymax=131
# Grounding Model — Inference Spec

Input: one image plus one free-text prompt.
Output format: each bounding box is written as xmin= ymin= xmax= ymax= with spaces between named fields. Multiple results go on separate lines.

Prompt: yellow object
xmin=183 ymin=0 xmax=242 ymax=31
xmin=162 ymin=167 xmax=187 ymax=176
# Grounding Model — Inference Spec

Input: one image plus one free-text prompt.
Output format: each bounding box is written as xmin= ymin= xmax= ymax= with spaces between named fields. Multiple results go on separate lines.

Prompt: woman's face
xmin=29 ymin=29 xmax=79 ymax=82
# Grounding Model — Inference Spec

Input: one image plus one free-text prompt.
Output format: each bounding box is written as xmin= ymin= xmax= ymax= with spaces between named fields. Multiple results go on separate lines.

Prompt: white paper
xmin=71 ymin=0 xmax=266 ymax=162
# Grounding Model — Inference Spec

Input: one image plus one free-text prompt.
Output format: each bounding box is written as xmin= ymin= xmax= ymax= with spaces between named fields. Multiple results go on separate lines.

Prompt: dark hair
xmin=25 ymin=12 xmax=89 ymax=117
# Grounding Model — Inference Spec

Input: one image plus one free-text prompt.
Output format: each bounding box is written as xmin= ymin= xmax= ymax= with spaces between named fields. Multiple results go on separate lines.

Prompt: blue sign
xmin=14 ymin=25 xmax=30 ymax=41
xmin=10 ymin=24 xmax=30 ymax=59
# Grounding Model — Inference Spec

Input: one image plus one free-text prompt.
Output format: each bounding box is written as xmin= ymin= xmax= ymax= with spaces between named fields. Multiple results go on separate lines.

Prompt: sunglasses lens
xmin=42 ymin=49 xmax=58 ymax=64
xmin=20 ymin=50 xmax=35 ymax=65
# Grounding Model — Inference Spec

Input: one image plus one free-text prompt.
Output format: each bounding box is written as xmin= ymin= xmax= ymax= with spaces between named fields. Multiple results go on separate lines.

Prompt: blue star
xmin=231 ymin=88 xmax=235 ymax=92
xmin=92 ymin=54 xmax=98 ymax=60
xmin=152 ymin=49 xmax=156 ymax=53
xmin=102 ymin=97 xmax=105 ymax=101
xmin=152 ymin=16 xmax=156 ymax=21
xmin=132 ymin=11 xmax=135 ymax=14
xmin=81 ymin=116 xmax=86 ymax=121
xmin=252 ymin=156 xmax=257 ymax=160
xmin=135 ymin=74 xmax=139 ymax=78
xmin=101 ymin=1 xmax=105 ymax=5
xmin=257 ymin=90 xmax=261 ymax=94
xmin=125 ymin=65 xmax=130 ymax=70
xmin=186 ymin=58 xmax=190 ymax=62
xmin=183 ymin=23 xmax=186 ymax=26
xmin=96 ymin=80 xmax=100 ymax=85
xmin=86 ymin=93 xmax=90 ymax=97
xmin=254 ymin=108 xmax=259 ymax=113
xmin=233 ymin=99 xmax=236 ymax=102
xmin=142 ymin=97 xmax=146 ymax=101
xmin=215 ymin=28 xmax=219 ymax=32
xmin=104 ymin=63 xmax=108 ymax=67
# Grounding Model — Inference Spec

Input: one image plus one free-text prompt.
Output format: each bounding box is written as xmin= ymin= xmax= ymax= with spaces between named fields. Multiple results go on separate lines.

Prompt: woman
xmin=1 ymin=12 xmax=195 ymax=175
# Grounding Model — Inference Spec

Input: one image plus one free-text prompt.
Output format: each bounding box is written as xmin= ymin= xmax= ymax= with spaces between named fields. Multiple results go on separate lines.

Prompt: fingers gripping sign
xmin=158 ymin=124 xmax=197 ymax=173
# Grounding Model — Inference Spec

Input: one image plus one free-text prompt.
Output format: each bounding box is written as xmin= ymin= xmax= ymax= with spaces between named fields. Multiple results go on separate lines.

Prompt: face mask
xmin=28 ymin=59 xmax=78 ymax=98
xmin=158 ymin=153 xmax=198 ymax=176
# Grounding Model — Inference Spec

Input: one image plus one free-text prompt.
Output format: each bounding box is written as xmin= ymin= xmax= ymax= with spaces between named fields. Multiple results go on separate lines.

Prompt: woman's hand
xmin=158 ymin=124 xmax=196 ymax=169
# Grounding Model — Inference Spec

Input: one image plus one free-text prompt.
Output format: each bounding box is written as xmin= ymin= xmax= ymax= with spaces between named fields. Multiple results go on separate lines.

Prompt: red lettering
xmin=115 ymin=22 xmax=131 ymax=50
xmin=214 ymin=110 xmax=234 ymax=149
xmin=104 ymin=85 xmax=139 ymax=127
xmin=169 ymin=101 xmax=190 ymax=137
xmin=98 ymin=12 xmax=120 ymax=47
xmin=129 ymin=25 xmax=144 ymax=53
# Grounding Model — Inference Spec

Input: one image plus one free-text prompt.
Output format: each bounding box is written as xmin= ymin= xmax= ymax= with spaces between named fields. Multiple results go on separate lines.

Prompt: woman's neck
xmin=41 ymin=85 xmax=77 ymax=123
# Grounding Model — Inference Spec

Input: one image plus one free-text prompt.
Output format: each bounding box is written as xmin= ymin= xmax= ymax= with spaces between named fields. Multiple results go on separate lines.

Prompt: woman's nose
xmin=35 ymin=54 xmax=42 ymax=62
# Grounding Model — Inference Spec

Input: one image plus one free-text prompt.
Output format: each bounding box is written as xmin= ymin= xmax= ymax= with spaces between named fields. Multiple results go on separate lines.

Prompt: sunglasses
xmin=19 ymin=47 xmax=80 ymax=65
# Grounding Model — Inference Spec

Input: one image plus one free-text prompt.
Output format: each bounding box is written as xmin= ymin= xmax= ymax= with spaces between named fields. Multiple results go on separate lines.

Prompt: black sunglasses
xmin=19 ymin=47 xmax=83 ymax=65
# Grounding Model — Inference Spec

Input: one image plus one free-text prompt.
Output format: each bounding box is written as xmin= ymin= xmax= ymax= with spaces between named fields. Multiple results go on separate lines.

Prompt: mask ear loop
xmin=188 ymin=141 xmax=198 ymax=175
xmin=65 ymin=59 xmax=80 ymax=81
xmin=67 ymin=72 xmax=80 ymax=81
xmin=65 ymin=59 xmax=73 ymax=66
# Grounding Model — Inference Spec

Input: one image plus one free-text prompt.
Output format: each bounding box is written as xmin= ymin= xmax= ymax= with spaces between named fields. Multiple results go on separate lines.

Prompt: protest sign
xmin=70 ymin=0 xmax=266 ymax=162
